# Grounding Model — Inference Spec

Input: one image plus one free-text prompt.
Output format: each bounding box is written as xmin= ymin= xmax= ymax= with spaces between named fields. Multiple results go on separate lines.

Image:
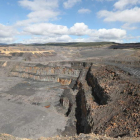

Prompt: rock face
xmin=10 ymin=64 xmax=80 ymax=85
xmin=74 ymin=64 xmax=140 ymax=138
xmin=12 ymin=65 xmax=80 ymax=77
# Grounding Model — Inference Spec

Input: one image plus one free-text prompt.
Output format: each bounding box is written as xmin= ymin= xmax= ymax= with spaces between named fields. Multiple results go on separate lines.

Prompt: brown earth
xmin=0 ymin=133 xmax=140 ymax=140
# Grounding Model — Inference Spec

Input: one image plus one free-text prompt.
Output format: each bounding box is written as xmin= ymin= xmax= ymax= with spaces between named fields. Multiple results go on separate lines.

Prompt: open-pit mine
xmin=0 ymin=42 xmax=139 ymax=140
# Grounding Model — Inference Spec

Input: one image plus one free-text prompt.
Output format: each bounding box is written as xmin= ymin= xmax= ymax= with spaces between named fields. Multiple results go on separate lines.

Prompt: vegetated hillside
xmin=0 ymin=43 xmax=7 ymax=46
xmin=109 ymin=43 xmax=140 ymax=49
xmin=2 ymin=42 xmax=140 ymax=49
xmin=27 ymin=42 xmax=117 ymax=47
xmin=0 ymin=42 xmax=117 ymax=48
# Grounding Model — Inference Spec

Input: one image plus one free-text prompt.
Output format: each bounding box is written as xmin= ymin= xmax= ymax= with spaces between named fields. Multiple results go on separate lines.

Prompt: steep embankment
xmin=73 ymin=64 xmax=140 ymax=138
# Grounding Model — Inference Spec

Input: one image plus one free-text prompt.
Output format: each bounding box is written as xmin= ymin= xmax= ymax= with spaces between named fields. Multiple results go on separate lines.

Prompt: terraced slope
xmin=0 ymin=43 xmax=139 ymax=140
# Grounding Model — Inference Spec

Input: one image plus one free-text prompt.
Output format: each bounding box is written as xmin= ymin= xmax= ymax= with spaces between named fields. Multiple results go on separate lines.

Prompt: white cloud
xmin=121 ymin=23 xmax=137 ymax=30
xmin=27 ymin=10 xmax=59 ymax=21
xmin=16 ymin=10 xmax=59 ymax=26
xmin=78 ymin=8 xmax=91 ymax=14
xmin=0 ymin=24 xmax=17 ymax=43
xmin=0 ymin=38 xmax=15 ymax=44
xmin=23 ymin=22 xmax=93 ymax=36
xmin=22 ymin=22 xmax=126 ymax=43
xmin=98 ymin=0 xmax=140 ymax=30
xmin=96 ymin=0 xmax=115 ymax=1
xmin=17 ymin=0 xmax=60 ymax=26
xmin=69 ymin=23 xmax=126 ymax=42
xmin=22 ymin=35 xmax=72 ymax=44
xmin=69 ymin=23 xmax=93 ymax=36
xmin=96 ymin=28 xmax=126 ymax=39
xmin=23 ymin=23 xmax=69 ymax=35
xmin=98 ymin=7 xmax=140 ymax=23
xmin=114 ymin=0 xmax=140 ymax=10
xmin=0 ymin=24 xmax=16 ymax=38
xmin=19 ymin=0 xmax=58 ymax=11
xmin=63 ymin=0 xmax=81 ymax=9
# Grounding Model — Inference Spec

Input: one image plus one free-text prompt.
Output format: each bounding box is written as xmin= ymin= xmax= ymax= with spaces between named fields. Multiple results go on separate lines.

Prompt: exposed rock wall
xmin=10 ymin=64 xmax=80 ymax=85
xmin=74 ymin=64 xmax=140 ymax=138
xmin=13 ymin=66 xmax=80 ymax=77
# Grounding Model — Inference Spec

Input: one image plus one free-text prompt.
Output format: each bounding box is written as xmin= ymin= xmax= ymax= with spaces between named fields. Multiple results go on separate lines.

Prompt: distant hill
xmin=1 ymin=42 xmax=140 ymax=49
xmin=29 ymin=42 xmax=117 ymax=47
xmin=0 ymin=43 xmax=7 ymax=46
xmin=109 ymin=43 xmax=140 ymax=49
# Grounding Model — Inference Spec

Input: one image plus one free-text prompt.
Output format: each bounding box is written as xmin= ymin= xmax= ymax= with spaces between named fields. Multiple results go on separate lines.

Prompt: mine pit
xmin=1 ymin=62 xmax=140 ymax=138
xmin=7 ymin=61 xmax=138 ymax=139
xmin=0 ymin=44 xmax=139 ymax=140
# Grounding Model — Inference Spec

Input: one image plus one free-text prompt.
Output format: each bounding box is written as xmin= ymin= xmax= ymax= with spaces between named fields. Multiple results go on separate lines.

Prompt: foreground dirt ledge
xmin=0 ymin=133 xmax=139 ymax=140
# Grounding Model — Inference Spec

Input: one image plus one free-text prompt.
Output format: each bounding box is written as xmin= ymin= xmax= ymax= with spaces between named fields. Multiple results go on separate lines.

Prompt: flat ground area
xmin=0 ymin=98 xmax=67 ymax=138
xmin=0 ymin=77 xmax=67 ymax=139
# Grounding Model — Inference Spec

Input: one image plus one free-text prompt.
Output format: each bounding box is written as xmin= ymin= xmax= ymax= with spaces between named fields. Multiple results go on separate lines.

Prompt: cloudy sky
xmin=0 ymin=0 xmax=140 ymax=44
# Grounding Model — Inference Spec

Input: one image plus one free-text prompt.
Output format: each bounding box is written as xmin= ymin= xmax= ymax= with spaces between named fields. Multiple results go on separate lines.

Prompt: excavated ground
xmin=0 ymin=44 xmax=139 ymax=140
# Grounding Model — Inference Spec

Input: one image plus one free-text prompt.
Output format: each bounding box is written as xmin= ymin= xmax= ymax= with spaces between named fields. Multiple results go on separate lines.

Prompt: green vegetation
xmin=30 ymin=42 xmax=117 ymax=47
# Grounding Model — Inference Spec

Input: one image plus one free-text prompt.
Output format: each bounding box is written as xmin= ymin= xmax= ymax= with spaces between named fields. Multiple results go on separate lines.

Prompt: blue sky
xmin=0 ymin=0 xmax=140 ymax=44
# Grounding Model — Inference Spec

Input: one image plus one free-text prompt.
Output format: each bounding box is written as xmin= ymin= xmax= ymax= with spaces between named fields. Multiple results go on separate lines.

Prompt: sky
xmin=0 ymin=0 xmax=140 ymax=44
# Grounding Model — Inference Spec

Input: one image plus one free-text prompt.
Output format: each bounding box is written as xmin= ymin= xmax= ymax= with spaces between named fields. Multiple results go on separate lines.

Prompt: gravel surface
xmin=0 ymin=98 xmax=68 ymax=139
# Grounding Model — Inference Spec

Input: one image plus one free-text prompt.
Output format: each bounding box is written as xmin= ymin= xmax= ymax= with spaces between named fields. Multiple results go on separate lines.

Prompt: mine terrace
xmin=0 ymin=42 xmax=139 ymax=140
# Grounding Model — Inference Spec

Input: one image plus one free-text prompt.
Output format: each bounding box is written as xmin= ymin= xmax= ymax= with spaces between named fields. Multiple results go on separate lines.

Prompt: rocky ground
xmin=0 ymin=133 xmax=140 ymax=140
xmin=0 ymin=43 xmax=139 ymax=140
